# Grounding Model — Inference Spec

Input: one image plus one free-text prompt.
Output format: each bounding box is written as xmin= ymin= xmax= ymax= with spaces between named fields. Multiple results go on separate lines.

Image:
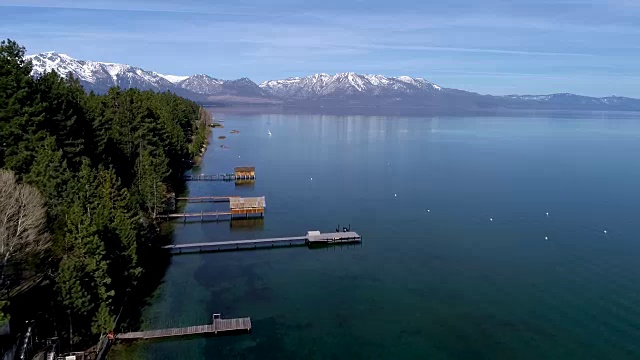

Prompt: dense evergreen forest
xmin=0 ymin=39 xmax=210 ymax=349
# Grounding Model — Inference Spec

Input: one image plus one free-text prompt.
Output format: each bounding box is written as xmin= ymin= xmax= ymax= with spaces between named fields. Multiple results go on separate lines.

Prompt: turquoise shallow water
xmin=112 ymin=112 xmax=640 ymax=359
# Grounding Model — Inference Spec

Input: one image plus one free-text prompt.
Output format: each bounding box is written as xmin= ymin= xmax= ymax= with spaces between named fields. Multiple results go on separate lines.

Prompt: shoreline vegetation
xmin=0 ymin=39 xmax=212 ymax=355
xmin=191 ymin=108 xmax=212 ymax=166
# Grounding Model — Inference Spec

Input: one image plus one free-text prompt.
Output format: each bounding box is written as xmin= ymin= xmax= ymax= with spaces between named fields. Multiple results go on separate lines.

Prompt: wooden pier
xmin=159 ymin=196 xmax=266 ymax=221
xmin=184 ymin=174 xmax=236 ymax=181
xmin=175 ymin=196 xmax=239 ymax=203
xmin=116 ymin=314 xmax=251 ymax=341
xmin=157 ymin=211 xmax=263 ymax=221
xmin=185 ymin=167 xmax=256 ymax=182
xmin=163 ymin=231 xmax=361 ymax=253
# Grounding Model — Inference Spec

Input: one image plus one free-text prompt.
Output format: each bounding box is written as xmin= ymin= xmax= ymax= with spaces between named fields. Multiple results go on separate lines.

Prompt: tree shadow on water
xmin=115 ymin=223 xmax=174 ymax=334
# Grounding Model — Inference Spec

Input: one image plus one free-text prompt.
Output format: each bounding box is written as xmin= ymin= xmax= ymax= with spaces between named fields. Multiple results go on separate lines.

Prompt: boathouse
xmin=229 ymin=196 xmax=265 ymax=216
xmin=234 ymin=166 xmax=255 ymax=179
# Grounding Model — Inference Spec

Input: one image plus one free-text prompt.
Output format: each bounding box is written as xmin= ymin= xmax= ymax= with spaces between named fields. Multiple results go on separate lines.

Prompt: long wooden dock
xmin=185 ymin=167 xmax=255 ymax=182
xmin=161 ymin=196 xmax=266 ymax=221
xmin=116 ymin=314 xmax=251 ymax=341
xmin=175 ymin=196 xmax=238 ymax=203
xmin=184 ymin=174 xmax=237 ymax=181
xmin=157 ymin=211 xmax=263 ymax=221
xmin=163 ymin=231 xmax=361 ymax=253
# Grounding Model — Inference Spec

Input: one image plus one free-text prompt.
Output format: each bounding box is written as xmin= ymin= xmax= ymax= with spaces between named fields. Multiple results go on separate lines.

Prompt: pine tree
xmin=56 ymin=202 xmax=114 ymax=339
xmin=133 ymin=147 xmax=169 ymax=217
xmin=94 ymin=169 xmax=141 ymax=297
xmin=33 ymin=72 xmax=93 ymax=169
xmin=24 ymin=136 xmax=72 ymax=217
xmin=0 ymin=39 xmax=39 ymax=171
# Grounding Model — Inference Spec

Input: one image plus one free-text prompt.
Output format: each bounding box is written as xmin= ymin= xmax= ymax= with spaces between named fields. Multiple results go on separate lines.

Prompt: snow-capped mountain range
xmin=26 ymin=52 xmax=640 ymax=111
xmin=27 ymin=52 xmax=267 ymax=98
xmin=259 ymin=73 xmax=441 ymax=99
xmin=29 ymin=52 xmax=176 ymax=94
xmin=26 ymin=52 xmax=443 ymax=100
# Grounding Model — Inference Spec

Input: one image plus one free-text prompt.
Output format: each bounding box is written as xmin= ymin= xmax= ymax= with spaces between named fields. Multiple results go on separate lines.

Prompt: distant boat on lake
xmin=268 ymin=129 xmax=272 ymax=136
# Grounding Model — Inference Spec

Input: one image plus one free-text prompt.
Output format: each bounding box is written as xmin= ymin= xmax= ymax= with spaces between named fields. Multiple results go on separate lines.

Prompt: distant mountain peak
xmin=36 ymin=51 xmax=74 ymax=59
xmin=190 ymin=73 xmax=216 ymax=78
xmin=259 ymin=72 xmax=442 ymax=99
xmin=156 ymin=73 xmax=189 ymax=84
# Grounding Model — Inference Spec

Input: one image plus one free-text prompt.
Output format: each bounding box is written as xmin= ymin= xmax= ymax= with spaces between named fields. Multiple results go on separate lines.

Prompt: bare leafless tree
xmin=199 ymin=107 xmax=212 ymax=127
xmin=0 ymin=169 xmax=50 ymax=286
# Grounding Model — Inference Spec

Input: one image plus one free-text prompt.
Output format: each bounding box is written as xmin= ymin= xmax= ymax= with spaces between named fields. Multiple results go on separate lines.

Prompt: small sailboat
xmin=268 ymin=129 xmax=272 ymax=136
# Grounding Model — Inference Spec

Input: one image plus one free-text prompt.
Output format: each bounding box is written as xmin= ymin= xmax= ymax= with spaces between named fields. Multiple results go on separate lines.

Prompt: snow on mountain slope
xmin=26 ymin=52 xmax=264 ymax=97
xmin=157 ymin=73 xmax=190 ymax=83
xmin=175 ymin=74 xmax=225 ymax=94
xmin=259 ymin=72 xmax=442 ymax=99
xmin=27 ymin=52 xmax=175 ymax=92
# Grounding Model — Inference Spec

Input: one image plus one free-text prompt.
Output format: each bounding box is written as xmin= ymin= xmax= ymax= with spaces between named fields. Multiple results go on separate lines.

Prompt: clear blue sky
xmin=1 ymin=0 xmax=639 ymax=97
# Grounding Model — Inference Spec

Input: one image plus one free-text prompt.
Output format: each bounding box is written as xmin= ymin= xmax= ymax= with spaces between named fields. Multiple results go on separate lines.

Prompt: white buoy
xmin=545 ymin=236 xmax=548 ymax=240
xmin=489 ymin=218 xmax=493 ymax=222
xmin=310 ymin=177 xmax=313 ymax=181
xmin=394 ymin=193 xmax=397 ymax=197
xmin=546 ymin=212 xmax=549 ymax=216
xmin=427 ymin=209 xmax=431 ymax=213
xmin=604 ymin=230 xmax=608 ymax=234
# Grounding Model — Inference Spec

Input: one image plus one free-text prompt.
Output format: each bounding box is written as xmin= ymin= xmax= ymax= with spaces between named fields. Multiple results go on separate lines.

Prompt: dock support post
xmin=201 ymin=211 xmax=204 ymax=222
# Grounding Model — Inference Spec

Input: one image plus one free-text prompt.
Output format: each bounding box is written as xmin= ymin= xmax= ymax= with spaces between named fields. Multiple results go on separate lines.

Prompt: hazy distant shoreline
xmin=207 ymin=104 xmax=640 ymax=119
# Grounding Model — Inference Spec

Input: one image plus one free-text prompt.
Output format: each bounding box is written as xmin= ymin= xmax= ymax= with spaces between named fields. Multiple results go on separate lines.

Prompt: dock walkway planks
xmin=184 ymin=174 xmax=255 ymax=181
xmin=116 ymin=317 xmax=251 ymax=341
xmin=157 ymin=210 xmax=263 ymax=221
xmin=184 ymin=174 xmax=236 ymax=181
xmin=158 ymin=211 xmax=231 ymax=219
xmin=163 ymin=232 xmax=361 ymax=253
xmin=175 ymin=196 xmax=238 ymax=203
xmin=306 ymin=231 xmax=361 ymax=244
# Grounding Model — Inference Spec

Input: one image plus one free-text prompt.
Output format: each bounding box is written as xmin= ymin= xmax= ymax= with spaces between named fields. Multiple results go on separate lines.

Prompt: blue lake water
xmin=111 ymin=111 xmax=640 ymax=359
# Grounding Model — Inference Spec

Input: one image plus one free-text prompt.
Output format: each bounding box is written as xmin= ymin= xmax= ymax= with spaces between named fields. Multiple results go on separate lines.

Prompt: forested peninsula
xmin=0 ymin=39 xmax=210 ymax=351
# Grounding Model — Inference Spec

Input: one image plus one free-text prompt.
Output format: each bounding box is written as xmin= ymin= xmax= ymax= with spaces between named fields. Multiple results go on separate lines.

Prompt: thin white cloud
xmin=428 ymin=70 xmax=640 ymax=79
xmin=39 ymin=34 xmax=594 ymax=58
xmin=312 ymin=11 xmax=640 ymax=35
xmin=0 ymin=0 xmax=258 ymax=16
xmin=5 ymin=1 xmax=640 ymax=38
xmin=347 ymin=44 xmax=592 ymax=57
xmin=6 ymin=22 xmax=595 ymax=58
